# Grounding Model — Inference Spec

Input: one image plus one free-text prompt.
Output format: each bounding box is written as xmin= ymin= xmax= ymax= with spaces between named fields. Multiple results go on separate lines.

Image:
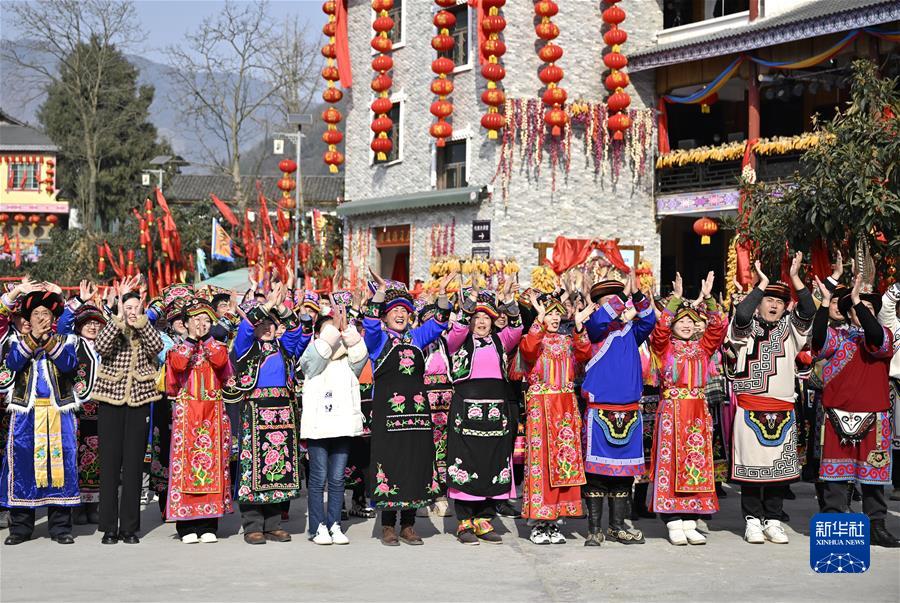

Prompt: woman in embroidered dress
xmin=519 ymin=294 xmax=593 ymax=545
xmin=444 ymin=281 xmax=523 ymax=545
xmin=648 ymin=272 xmax=726 ymax=546
xmin=362 ymin=271 xmax=454 ymax=546
xmin=164 ymin=298 xmax=233 ymax=543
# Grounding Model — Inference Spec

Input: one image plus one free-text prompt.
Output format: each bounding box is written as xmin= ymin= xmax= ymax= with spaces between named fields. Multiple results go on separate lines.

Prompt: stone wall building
xmin=336 ymin=0 xmax=662 ymax=287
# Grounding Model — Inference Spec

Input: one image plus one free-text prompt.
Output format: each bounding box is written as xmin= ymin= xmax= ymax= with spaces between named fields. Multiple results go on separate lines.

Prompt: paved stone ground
xmin=1 ymin=482 xmax=898 ymax=602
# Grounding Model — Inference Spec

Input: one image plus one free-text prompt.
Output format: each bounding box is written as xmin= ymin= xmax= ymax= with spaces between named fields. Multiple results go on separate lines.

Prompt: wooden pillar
xmin=747 ymin=61 xmax=761 ymax=170
xmin=749 ymin=0 xmax=759 ymax=21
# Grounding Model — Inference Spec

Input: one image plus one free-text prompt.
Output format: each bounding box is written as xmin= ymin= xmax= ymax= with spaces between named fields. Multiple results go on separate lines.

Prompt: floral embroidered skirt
xmin=236 ymin=391 xmax=301 ymax=505
xmin=424 ymin=374 xmax=453 ymax=491
xmin=446 ymin=379 xmax=515 ymax=499
xmin=520 ymin=387 xmax=584 ymax=521
xmin=77 ymin=401 xmax=100 ymax=503
xmin=649 ymin=395 xmax=718 ymax=515
xmin=820 ymin=410 xmax=892 ymax=485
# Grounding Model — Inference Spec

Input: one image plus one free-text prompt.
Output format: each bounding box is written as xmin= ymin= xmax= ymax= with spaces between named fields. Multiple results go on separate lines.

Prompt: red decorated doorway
xmin=375 ymin=224 xmax=410 ymax=286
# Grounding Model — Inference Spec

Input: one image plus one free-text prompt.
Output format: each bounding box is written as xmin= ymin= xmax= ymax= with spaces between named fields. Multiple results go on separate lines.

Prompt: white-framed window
xmin=371 ymin=91 xmax=406 ymax=167
xmin=436 ymin=1 xmax=473 ymax=74
xmin=8 ymin=163 xmax=39 ymax=190
xmin=432 ymin=127 xmax=471 ymax=190
xmin=372 ymin=0 xmax=405 ymax=53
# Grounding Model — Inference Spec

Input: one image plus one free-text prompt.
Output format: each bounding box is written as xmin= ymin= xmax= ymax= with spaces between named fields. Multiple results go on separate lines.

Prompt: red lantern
xmin=535 ymin=21 xmax=559 ymax=40
xmin=372 ymin=16 xmax=394 ymax=33
xmin=323 ymin=1 xmax=336 ymax=14
xmin=372 ymin=0 xmax=393 ymax=10
xmin=431 ymin=34 xmax=454 ymax=53
xmin=28 ymin=214 xmax=40 ymax=224
xmin=321 ymin=44 xmax=336 ymax=59
xmin=605 ymin=71 xmax=630 ymax=91
xmin=607 ymin=91 xmax=631 ymax=112
xmin=604 ymin=52 xmax=627 ymax=70
xmin=0 ymin=214 xmax=8 ymax=223
xmin=371 ymin=97 xmax=393 ymax=115
xmin=371 ymin=116 xmax=394 ymax=133
xmin=430 ymin=100 xmax=453 ymax=119
xmin=538 ymin=43 xmax=563 ymax=64
xmin=282 ymin=197 xmax=296 ymax=211
xmin=371 ymin=74 xmax=393 ymax=92
xmin=483 ymin=0 xmax=505 ymax=7
xmin=279 ymin=159 xmax=297 ymax=174
xmin=322 ymin=130 xmax=344 ymax=145
xmin=46 ymin=214 xmax=58 ymax=224
xmin=321 ymin=66 xmax=339 ymax=81
xmin=542 ymin=86 xmax=567 ymax=107
xmin=322 ymin=87 xmax=343 ymax=103
xmin=602 ymin=5 xmax=625 ymax=25
xmin=434 ymin=10 xmax=456 ymax=29
xmin=13 ymin=214 xmax=25 ymax=223
xmin=324 ymin=150 xmax=344 ymax=169
xmin=322 ymin=107 xmax=342 ymax=124
xmin=693 ymin=217 xmax=718 ymax=245
xmin=482 ymin=14 xmax=506 ymax=34
xmin=481 ymin=112 xmax=506 ymax=134
xmin=604 ymin=27 xmax=627 ymax=47
xmin=278 ymin=178 xmax=296 ymax=192
xmin=430 ymin=120 xmax=453 ymax=146
xmin=535 ymin=1 xmax=559 ymax=18
xmin=607 ymin=112 xmax=632 ymax=140
xmin=481 ymin=38 xmax=506 ymax=58
xmin=323 ymin=21 xmax=337 ymax=36
xmin=539 ymin=64 xmax=564 ymax=85
xmin=371 ymin=36 xmax=392 ymax=53
xmin=431 ymin=78 xmax=454 ymax=96
xmin=482 ymin=88 xmax=506 ymax=106
xmin=431 ymin=57 xmax=455 ymax=75
xmin=371 ymin=54 xmax=393 ymax=73
xmin=481 ymin=62 xmax=506 ymax=82
xmin=371 ymin=136 xmax=393 ymax=156
xmin=544 ymin=107 xmax=568 ymax=136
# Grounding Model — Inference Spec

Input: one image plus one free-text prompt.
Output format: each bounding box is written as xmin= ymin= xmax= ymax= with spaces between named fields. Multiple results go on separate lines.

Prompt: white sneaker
xmin=682 ymin=520 xmax=706 ymax=545
xmin=547 ymin=524 xmax=566 ymax=544
xmin=329 ymin=523 xmax=349 ymax=545
xmin=311 ymin=523 xmax=332 ymax=545
xmin=744 ymin=516 xmax=765 ymax=544
xmin=666 ymin=520 xmax=687 ymax=546
xmin=199 ymin=532 xmax=217 ymax=543
xmin=529 ymin=525 xmax=551 ymax=545
xmin=181 ymin=533 xmax=199 ymax=544
xmin=763 ymin=519 xmax=789 ymax=544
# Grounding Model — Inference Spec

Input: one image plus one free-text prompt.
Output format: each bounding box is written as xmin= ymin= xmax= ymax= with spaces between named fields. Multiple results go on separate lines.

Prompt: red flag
xmin=2 ymin=232 xmax=10 ymax=254
xmin=211 ymin=194 xmax=239 ymax=226
xmin=14 ymin=235 xmax=21 ymax=268
xmin=154 ymin=187 xmax=172 ymax=215
xmin=277 ymin=206 xmax=291 ymax=237
xmin=104 ymin=242 xmax=124 ymax=278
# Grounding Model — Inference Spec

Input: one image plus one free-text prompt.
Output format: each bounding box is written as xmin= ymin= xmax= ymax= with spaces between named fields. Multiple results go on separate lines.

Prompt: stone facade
xmin=340 ymin=0 xmax=663 ymax=284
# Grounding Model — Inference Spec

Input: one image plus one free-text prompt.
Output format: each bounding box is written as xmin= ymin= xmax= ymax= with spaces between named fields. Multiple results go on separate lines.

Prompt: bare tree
xmin=165 ymin=0 xmax=317 ymax=209
xmin=1 ymin=0 xmax=142 ymax=230
xmin=270 ymin=17 xmax=320 ymax=122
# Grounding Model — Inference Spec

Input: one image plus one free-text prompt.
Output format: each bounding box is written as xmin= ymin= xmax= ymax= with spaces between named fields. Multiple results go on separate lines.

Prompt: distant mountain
xmin=0 ymin=40 xmax=331 ymax=175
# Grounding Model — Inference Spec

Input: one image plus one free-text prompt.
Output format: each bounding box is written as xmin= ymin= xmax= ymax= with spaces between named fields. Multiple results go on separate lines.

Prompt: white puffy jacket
xmin=298 ymin=323 xmax=368 ymax=440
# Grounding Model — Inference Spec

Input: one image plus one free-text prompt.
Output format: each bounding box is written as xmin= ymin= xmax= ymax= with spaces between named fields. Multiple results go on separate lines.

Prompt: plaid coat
xmin=94 ymin=314 xmax=164 ymax=407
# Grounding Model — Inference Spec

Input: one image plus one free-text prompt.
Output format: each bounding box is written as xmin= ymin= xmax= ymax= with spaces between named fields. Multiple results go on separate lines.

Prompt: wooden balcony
xmin=655 ymin=151 xmax=805 ymax=194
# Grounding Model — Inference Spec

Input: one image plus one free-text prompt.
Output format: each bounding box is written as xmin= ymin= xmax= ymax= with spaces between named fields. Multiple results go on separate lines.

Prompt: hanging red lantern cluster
xmin=480 ymin=0 xmax=507 ymax=139
xmin=371 ymin=0 xmax=395 ymax=161
xmin=321 ymin=1 xmax=344 ymax=173
xmin=535 ymin=0 xmax=567 ymax=137
xmin=602 ymin=0 xmax=632 ymax=140
xmin=430 ymin=0 xmax=457 ymax=147
xmin=278 ymin=158 xmax=298 ymax=210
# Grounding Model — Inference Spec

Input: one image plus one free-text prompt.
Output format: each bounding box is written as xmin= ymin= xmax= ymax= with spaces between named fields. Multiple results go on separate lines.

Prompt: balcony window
xmin=374 ymin=101 xmax=402 ymax=165
xmin=664 ymin=0 xmax=749 ymax=29
xmin=436 ymin=139 xmax=467 ymax=190
xmin=441 ymin=4 xmax=470 ymax=70
xmin=8 ymin=163 xmax=39 ymax=190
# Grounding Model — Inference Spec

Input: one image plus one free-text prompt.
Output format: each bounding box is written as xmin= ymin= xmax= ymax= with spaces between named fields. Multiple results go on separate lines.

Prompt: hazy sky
xmin=2 ymin=0 xmax=329 ymax=63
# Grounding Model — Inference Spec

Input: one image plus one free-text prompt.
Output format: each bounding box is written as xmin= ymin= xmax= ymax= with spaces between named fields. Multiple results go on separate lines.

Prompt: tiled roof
xmin=166 ymin=174 xmax=343 ymax=206
xmin=0 ymin=122 xmax=58 ymax=152
xmin=629 ymin=0 xmax=899 ymax=72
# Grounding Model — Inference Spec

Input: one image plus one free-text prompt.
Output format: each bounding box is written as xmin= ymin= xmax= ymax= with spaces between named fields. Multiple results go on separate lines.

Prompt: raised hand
xmin=850 ymin=273 xmax=863 ymax=305
xmin=813 ymin=276 xmax=832 ymax=305
xmin=754 ymin=261 xmax=769 ymax=291
xmin=574 ymin=301 xmax=597 ymax=328
xmin=438 ymin=271 xmax=458 ymax=294
xmin=831 ymin=250 xmax=843 ymax=281
xmin=700 ymin=271 xmax=715 ymax=299
xmin=79 ymin=280 xmax=98 ymax=302
xmin=533 ymin=297 xmax=547 ymax=323
xmin=369 ymin=267 xmax=387 ymax=292
xmin=672 ymin=272 xmax=684 ymax=299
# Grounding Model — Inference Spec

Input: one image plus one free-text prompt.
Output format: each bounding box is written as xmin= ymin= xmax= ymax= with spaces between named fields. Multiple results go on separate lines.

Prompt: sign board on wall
xmin=472 ymin=220 xmax=491 ymax=243
xmin=472 ymin=246 xmax=490 ymax=258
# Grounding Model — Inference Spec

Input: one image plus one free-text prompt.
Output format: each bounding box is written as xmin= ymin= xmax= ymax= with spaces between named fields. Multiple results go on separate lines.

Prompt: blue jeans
xmin=306 ymin=437 xmax=351 ymax=536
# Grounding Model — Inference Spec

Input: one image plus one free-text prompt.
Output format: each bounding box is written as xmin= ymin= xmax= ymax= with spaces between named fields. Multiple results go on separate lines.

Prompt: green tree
xmin=740 ymin=59 xmax=900 ymax=277
xmin=38 ymin=38 xmax=169 ymax=230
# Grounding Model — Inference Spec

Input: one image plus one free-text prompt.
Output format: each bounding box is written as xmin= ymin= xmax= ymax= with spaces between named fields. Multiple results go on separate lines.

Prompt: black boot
xmin=870 ymin=520 xmax=900 ymax=548
xmin=584 ymin=497 xmax=604 ymax=547
xmin=607 ymin=496 xmax=644 ymax=544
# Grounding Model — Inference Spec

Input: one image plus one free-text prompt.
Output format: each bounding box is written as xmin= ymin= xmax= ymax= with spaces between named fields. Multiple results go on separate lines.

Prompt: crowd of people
xmin=0 ymin=251 xmax=898 ymax=550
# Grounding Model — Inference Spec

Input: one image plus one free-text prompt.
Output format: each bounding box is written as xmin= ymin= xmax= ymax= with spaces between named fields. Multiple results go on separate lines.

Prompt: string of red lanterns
xmin=370 ymin=0 xmax=395 ymax=161
xmin=278 ymin=159 xmax=298 ymax=210
xmin=321 ymin=1 xmax=345 ymax=173
xmin=480 ymin=0 xmax=507 ymax=139
xmin=430 ymin=0 xmax=457 ymax=147
xmin=535 ymin=0 xmax=567 ymax=137
xmin=602 ymin=0 xmax=632 ymax=140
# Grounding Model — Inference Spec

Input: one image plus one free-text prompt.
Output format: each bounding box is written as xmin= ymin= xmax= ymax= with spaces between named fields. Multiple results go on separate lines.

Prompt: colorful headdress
xmin=590 ymin=279 xmax=625 ymax=303
xmin=184 ymin=298 xmax=217 ymax=322
xmin=838 ymin=291 xmax=882 ymax=318
xmin=384 ymin=288 xmax=414 ymax=314
xmin=673 ymin=304 xmax=702 ymax=324
xmin=74 ymin=304 xmax=106 ymax=330
xmin=162 ymin=283 xmax=194 ymax=308
xmin=301 ymin=290 xmax=321 ymax=313
xmin=544 ymin=298 xmax=566 ymax=316
xmin=473 ymin=300 xmax=500 ymax=320
xmin=762 ymin=282 xmax=791 ymax=303
xmin=20 ymin=291 xmax=64 ymax=320
xmin=166 ymin=298 xmax=189 ymax=324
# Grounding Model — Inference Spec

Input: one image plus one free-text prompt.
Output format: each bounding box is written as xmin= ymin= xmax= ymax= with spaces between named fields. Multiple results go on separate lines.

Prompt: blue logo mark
xmin=810 ymin=513 xmax=870 ymax=574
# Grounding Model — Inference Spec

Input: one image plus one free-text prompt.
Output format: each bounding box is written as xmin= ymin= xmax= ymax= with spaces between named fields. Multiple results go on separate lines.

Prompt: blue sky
xmin=2 ymin=0 xmax=328 ymax=63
